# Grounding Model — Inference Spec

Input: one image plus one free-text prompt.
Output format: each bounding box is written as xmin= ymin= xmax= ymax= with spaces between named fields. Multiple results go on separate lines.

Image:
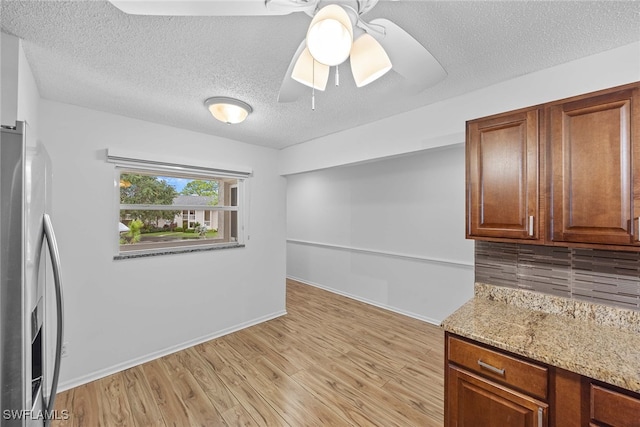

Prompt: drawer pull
xmin=477 ymin=359 xmax=505 ymax=376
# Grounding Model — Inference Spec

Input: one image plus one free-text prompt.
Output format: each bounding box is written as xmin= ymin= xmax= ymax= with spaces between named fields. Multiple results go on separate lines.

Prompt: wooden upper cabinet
xmin=467 ymin=109 xmax=540 ymax=240
xmin=550 ymin=87 xmax=640 ymax=246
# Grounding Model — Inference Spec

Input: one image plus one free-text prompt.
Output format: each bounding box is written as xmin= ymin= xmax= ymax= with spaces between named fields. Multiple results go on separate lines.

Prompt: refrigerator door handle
xmin=43 ymin=213 xmax=64 ymax=425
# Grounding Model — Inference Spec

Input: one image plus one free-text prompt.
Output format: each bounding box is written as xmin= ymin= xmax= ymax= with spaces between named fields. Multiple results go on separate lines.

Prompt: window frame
xmin=107 ymin=150 xmax=251 ymax=258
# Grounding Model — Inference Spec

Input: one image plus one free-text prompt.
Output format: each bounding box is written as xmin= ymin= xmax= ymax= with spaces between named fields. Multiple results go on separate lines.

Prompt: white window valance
xmin=106 ymin=148 xmax=252 ymax=179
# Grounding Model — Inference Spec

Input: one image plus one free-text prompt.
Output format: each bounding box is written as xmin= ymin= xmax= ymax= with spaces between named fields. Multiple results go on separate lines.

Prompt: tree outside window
xmin=117 ymin=170 xmax=239 ymax=253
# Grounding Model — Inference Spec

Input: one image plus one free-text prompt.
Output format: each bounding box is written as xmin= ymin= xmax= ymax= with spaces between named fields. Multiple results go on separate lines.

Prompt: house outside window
xmin=108 ymin=151 xmax=251 ymax=257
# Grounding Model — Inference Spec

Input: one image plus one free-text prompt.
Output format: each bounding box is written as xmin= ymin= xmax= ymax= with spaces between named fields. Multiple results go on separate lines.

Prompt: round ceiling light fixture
xmin=204 ymin=97 xmax=253 ymax=124
xmin=306 ymin=4 xmax=353 ymax=66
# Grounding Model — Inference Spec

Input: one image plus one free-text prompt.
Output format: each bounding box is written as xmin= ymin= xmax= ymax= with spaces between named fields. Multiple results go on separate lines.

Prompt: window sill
xmin=113 ymin=243 xmax=245 ymax=260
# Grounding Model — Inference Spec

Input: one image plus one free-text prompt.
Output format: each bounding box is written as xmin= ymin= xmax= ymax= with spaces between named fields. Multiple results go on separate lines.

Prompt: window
xmin=108 ymin=151 xmax=251 ymax=257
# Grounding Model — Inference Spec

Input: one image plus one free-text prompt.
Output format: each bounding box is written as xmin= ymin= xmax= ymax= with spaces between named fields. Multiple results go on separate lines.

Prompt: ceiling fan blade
xmin=367 ymin=18 xmax=447 ymax=93
xmin=278 ymin=40 xmax=309 ymax=103
xmin=266 ymin=0 xmax=318 ymax=15
xmin=108 ymin=0 xmax=302 ymax=16
xmin=357 ymin=0 xmax=380 ymax=16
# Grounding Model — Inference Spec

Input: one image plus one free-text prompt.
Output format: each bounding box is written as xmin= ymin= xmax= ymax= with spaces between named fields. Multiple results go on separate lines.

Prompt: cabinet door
xmin=590 ymin=384 xmax=640 ymax=427
xmin=550 ymin=88 xmax=640 ymax=245
xmin=467 ymin=110 xmax=539 ymax=240
xmin=447 ymin=366 xmax=548 ymax=427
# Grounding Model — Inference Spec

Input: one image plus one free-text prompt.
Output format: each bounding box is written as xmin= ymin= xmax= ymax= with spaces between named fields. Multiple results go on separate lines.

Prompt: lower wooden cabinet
xmin=590 ymin=383 xmax=640 ymax=427
xmin=447 ymin=366 xmax=548 ymax=427
xmin=445 ymin=333 xmax=640 ymax=427
xmin=446 ymin=334 xmax=548 ymax=427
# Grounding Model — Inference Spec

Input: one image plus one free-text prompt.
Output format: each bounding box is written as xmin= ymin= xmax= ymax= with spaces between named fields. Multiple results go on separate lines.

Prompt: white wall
xmin=279 ymin=41 xmax=640 ymax=175
xmin=39 ymin=100 xmax=286 ymax=390
xmin=286 ymin=145 xmax=474 ymax=324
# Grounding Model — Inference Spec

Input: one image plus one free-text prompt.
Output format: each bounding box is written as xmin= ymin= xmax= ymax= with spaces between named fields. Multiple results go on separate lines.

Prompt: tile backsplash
xmin=475 ymin=241 xmax=640 ymax=311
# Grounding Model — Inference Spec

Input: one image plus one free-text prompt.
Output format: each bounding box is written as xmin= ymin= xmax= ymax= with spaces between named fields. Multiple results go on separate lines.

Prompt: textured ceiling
xmin=2 ymin=1 xmax=639 ymax=149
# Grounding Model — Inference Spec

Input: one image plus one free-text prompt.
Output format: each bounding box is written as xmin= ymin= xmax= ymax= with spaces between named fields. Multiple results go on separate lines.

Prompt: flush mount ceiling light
xmin=204 ymin=97 xmax=253 ymax=124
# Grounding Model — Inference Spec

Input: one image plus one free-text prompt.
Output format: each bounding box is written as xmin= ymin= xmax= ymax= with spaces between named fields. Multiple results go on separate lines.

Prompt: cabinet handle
xmin=477 ymin=359 xmax=505 ymax=376
xmin=528 ymin=215 xmax=534 ymax=237
xmin=538 ymin=407 xmax=543 ymax=427
xmin=636 ymin=218 xmax=639 ymax=242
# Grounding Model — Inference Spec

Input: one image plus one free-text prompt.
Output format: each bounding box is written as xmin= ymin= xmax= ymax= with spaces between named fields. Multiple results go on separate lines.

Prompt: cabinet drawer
xmin=591 ymin=384 xmax=640 ymax=427
xmin=447 ymin=335 xmax=548 ymax=400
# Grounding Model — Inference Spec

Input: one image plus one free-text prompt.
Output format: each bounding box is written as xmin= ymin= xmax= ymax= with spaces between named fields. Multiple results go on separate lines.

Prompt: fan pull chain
xmin=335 ymin=65 xmax=340 ymax=86
xmin=312 ymin=59 xmax=316 ymax=110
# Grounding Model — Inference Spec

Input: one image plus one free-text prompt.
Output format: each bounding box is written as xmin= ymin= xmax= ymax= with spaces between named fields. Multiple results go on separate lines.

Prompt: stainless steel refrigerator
xmin=1 ymin=121 xmax=64 ymax=426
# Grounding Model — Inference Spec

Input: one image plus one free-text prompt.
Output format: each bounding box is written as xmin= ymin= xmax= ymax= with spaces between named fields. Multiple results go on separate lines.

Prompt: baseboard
xmin=287 ymin=276 xmax=442 ymax=326
xmin=56 ymin=309 xmax=287 ymax=392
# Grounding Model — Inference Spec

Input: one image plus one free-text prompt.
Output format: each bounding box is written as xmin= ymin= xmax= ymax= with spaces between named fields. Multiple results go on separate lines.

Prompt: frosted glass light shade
xmin=350 ymin=34 xmax=392 ymax=87
xmin=291 ymin=47 xmax=330 ymax=90
xmin=306 ymin=4 xmax=353 ymax=66
xmin=204 ymin=97 xmax=252 ymax=124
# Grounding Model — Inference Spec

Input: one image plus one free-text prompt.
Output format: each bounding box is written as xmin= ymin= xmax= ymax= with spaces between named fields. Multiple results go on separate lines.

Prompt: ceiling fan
xmin=108 ymin=0 xmax=447 ymax=103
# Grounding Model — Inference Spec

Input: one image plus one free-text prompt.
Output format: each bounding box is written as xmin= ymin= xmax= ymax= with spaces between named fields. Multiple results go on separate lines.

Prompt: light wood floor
xmin=53 ymin=279 xmax=445 ymax=426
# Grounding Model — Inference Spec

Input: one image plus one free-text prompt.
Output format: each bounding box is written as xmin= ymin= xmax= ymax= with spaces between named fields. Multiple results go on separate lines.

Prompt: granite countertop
xmin=441 ymin=283 xmax=640 ymax=393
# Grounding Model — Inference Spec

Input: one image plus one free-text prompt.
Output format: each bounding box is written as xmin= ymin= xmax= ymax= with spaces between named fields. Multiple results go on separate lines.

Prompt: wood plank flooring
xmin=52 ymin=279 xmax=445 ymax=426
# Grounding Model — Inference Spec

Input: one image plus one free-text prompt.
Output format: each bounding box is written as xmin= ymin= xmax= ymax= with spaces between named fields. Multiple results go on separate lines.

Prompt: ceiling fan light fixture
xmin=350 ymin=33 xmax=393 ymax=87
xmin=204 ymin=97 xmax=252 ymax=124
xmin=306 ymin=4 xmax=353 ymax=66
xmin=292 ymin=47 xmax=330 ymax=90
